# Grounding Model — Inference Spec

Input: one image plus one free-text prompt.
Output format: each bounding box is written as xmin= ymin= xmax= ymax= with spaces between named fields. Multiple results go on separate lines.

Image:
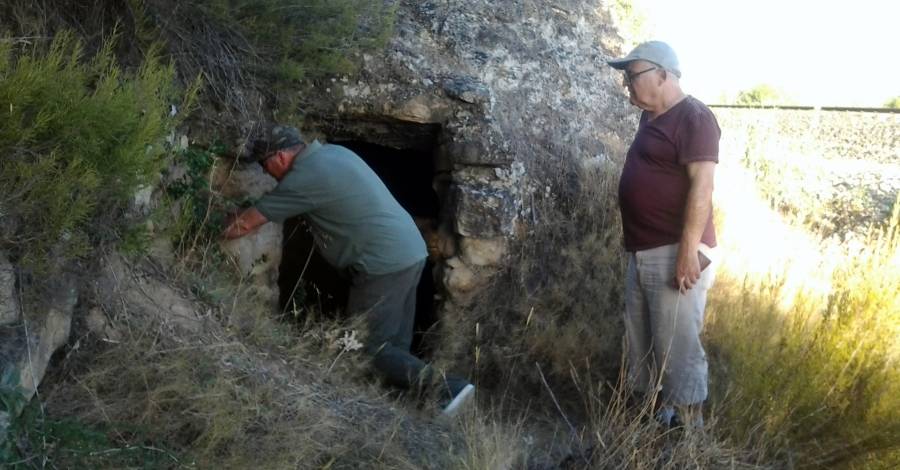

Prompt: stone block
xmin=391 ymin=95 xmax=450 ymax=124
xmin=213 ymin=161 xmax=278 ymax=200
xmin=442 ymin=75 xmax=491 ymax=105
xmin=17 ymin=306 xmax=73 ymax=399
xmin=460 ymin=237 xmax=506 ymax=266
xmin=220 ymin=222 xmax=283 ymax=280
xmin=443 ymin=257 xmax=477 ymax=294
xmin=441 ymin=138 xmax=513 ymax=167
xmin=453 ymin=185 xmax=515 ymax=238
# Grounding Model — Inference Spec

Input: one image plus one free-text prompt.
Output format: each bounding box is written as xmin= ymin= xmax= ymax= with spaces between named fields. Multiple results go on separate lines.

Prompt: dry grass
xmin=34 ymin=265 xmax=463 ymax=469
xmin=16 ymin=149 xmax=768 ymax=469
xmin=705 ymin=207 xmax=900 ymax=468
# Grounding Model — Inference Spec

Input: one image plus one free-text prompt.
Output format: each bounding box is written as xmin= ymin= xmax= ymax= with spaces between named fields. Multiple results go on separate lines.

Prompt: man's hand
xmin=221 ymin=207 xmax=269 ymax=240
xmin=675 ymin=244 xmax=702 ymax=293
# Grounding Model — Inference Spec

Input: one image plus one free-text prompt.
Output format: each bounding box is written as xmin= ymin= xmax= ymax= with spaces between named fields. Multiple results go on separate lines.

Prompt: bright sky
xmin=632 ymin=0 xmax=900 ymax=106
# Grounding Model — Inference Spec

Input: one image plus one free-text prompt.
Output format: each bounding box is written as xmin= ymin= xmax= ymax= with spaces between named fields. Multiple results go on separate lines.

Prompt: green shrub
xmin=0 ymin=31 xmax=186 ymax=272
xmin=165 ymin=144 xmax=230 ymax=249
xmin=734 ymin=84 xmax=788 ymax=106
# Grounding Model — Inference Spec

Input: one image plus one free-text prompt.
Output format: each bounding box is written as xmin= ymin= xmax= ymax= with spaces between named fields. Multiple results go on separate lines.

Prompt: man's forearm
xmin=673 ymin=161 xmax=715 ymax=290
xmin=680 ymin=185 xmax=712 ymax=249
xmin=680 ymin=162 xmax=715 ymax=248
xmin=222 ymin=207 xmax=269 ymax=239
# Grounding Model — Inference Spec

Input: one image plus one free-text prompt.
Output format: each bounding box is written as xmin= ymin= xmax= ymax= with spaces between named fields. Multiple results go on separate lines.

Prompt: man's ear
xmin=273 ymin=149 xmax=291 ymax=167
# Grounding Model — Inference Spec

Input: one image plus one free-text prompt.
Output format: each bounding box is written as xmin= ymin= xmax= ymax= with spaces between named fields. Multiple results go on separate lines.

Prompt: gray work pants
xmin=347 ymin=259 xmax=433 ymax=389
xmin=624 ymin=243 xmax=716 ymax=405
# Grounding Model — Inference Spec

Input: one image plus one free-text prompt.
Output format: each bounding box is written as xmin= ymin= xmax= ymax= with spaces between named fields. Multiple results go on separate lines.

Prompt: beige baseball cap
xmin=607 ymin=41 xmax=681 ymax=78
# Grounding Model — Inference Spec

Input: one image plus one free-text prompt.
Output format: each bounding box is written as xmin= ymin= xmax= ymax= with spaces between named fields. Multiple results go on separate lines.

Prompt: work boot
xmin=439 ymin=378 xmax=475 ymax=418
xmin=672 ymin=404 xmax=704 ymax=430
xmin=655 ymin=405 xmax=676 ymax=427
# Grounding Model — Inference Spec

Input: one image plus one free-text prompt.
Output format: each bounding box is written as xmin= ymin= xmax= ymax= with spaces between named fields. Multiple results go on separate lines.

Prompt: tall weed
xmin=706 ymin=206 xmax=900 ymax=468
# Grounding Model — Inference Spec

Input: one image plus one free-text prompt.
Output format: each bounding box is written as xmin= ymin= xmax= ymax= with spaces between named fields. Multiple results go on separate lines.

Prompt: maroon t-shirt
xmin=618 ymin=96 xmax=720 ymax=252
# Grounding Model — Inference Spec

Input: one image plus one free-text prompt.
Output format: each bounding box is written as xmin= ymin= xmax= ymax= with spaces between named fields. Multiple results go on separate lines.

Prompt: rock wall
xmin=260 ymin=0 xmax=638 ymax=312
xmin=1 ymin=252 xmax=76 ymax=439
xmin=203 ymin=0 xmax=642 ymax=387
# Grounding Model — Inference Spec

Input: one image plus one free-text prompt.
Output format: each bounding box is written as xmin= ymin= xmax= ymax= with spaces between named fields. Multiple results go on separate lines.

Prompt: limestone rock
xmin=17 ymin=302 xmax=74 ymax=400
xmin=86 ymin=307 xmax=122 ymax=343
xmin=219 ymin=222 xmax=283 ymax=312
xmin=391 ymin=94 xmax=451 ymax=123
xmin=220 ymin=222 xmax=282 ymax=279
xmin=443 ymin=257 xmax=477 ymax=295
xmin=0 ymin=253 xmax=17 ymax=326
xmin=460 ymin=237 xmax=506 ymax=267
xmin=213 ymin=160 xmax=278 ymax=201
xmin=130 ymin=184 xmax=155 ymax=217
xmin=442 ymin=75 xmax=491 ymax=105
xmin=0 ymin=275 xmax=77 ymax=405
xmin=97 ymin=254 xmax=205 ymax=333
xmin=435 ymin=226 xmax=458 ymax=260
xmin=441 ymin=138 xmax=512 ymax=167
xmin=453 ymin=184 xmax=515 ymax=238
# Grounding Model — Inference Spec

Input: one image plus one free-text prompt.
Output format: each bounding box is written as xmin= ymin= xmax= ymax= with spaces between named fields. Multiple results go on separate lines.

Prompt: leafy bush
xmin=735 ymin=84 xmax=788 ymax=106
xmin=165 ymin=145 xmax=230 ymax=249
xmin=0 ymin=31 xmax=187 ymax=272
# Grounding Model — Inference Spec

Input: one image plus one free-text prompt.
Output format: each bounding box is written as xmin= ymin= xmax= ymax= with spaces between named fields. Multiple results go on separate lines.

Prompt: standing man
xmin=608 ymin=41 xmax=720 ymax=428
xmin=222 ymin=125 xmax=474 ymax=417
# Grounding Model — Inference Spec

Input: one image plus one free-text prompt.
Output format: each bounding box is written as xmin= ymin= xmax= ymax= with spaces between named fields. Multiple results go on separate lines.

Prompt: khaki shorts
xmin=623 ymin=243 xmax=716 ymax=405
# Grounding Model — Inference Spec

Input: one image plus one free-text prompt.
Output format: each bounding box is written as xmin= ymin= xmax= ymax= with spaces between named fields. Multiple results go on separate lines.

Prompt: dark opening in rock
xmin=277 ymin=140 xmax=440 ymax=356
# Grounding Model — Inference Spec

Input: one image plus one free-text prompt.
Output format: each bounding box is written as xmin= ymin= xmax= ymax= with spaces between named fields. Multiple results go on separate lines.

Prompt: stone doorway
xmin=276 ymin=139 xmax=442 ymax=357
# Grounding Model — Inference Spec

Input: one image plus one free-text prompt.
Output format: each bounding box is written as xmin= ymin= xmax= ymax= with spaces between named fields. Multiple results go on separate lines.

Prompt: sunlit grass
xmin=707 ymin=163 xmax=900 ymax=467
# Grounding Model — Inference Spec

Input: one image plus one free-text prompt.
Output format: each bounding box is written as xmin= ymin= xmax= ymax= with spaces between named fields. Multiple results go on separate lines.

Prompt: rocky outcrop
xmin=95 ymin=254 xmax=208 ymax=335
xmin=213 ymin=161 xmax=283 ymax=312
xmin=278 ymin=0 xmax=636 ymax=313
xmin=0 ymin=264 xmax=77 ymax=429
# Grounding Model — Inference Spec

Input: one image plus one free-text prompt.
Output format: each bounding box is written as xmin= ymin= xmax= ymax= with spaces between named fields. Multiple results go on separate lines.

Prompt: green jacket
xmin=256 ymin=141 xmax=426 ymax=275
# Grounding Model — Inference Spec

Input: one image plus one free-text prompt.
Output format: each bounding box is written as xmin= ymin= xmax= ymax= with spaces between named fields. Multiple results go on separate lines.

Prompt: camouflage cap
xmin=249 ymin=125 xmax=305 ymax=161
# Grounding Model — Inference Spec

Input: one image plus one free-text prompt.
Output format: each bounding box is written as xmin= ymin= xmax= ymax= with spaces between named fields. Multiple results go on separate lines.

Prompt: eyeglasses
xmin=623 ymin=66 xmax=658 ymax=85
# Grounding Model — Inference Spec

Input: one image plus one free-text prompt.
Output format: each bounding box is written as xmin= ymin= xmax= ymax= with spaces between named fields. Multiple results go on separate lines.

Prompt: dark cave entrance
xmin=277 ymin=139 xmax=441 ymax=356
